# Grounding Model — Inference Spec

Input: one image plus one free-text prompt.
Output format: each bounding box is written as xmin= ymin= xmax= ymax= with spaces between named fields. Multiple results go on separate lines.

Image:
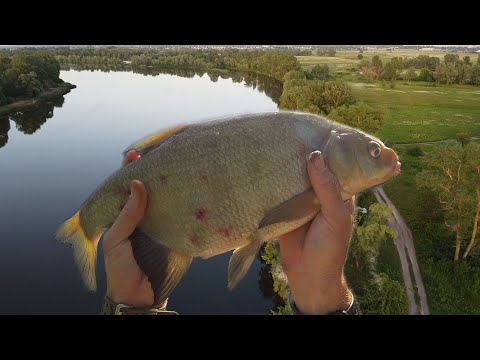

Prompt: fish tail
xmin=55 ymin=209 xmax=101 ymax=292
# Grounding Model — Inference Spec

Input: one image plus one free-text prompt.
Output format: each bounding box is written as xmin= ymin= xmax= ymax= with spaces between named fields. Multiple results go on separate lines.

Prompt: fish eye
xmin=368 ymin=141 xmax=382 ymax=158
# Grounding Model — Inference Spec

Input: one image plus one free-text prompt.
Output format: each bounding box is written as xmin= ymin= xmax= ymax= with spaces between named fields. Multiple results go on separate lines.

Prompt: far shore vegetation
xmin=0 ymin=52 xmax=76 ymax=114
xmin=2 ymin=46 xmax=479 ymax=314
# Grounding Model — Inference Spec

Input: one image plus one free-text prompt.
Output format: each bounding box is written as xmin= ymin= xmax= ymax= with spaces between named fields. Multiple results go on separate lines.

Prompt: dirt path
xmin=396 ymin=136 xmax=479 ymax=146
xmin=373 ymin=186 xmax=430 ymax=315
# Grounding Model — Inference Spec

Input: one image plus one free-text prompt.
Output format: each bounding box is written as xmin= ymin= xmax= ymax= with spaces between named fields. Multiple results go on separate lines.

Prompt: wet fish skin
xmin=56 ymin=111 xmax=400 ymax=304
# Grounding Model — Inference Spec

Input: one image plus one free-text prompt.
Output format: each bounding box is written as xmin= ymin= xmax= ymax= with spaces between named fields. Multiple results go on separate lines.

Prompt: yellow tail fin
xmin=55 ymin=210 xmax=100 ymax=291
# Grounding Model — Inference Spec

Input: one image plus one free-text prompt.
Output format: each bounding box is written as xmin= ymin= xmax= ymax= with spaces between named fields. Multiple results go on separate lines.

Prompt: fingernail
xmin=308 ymin=151 xmax=324 ymax=170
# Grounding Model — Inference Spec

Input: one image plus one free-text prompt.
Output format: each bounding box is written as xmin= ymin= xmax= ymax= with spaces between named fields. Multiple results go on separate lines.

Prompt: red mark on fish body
xmin=200 ymin=174 xmax=208 ymax=183
xmin=195 ymin=208 xmax=207 ymax=221
xmin=219 ymin=226 xmax=233 ymax=238
xmin=190 ymin=233 xmax=201 ymax=246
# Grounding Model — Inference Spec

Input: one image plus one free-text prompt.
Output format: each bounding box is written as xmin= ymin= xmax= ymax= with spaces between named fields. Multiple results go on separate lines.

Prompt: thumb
xmin=307 ymin=151 xmax=345 ymax=222
xmin=103 ymin=180 xmax=148 ymax=251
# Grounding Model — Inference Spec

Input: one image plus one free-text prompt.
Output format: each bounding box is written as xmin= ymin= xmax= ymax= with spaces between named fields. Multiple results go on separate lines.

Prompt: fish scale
xmin=56 ymin=111 xmax=400 ymax=305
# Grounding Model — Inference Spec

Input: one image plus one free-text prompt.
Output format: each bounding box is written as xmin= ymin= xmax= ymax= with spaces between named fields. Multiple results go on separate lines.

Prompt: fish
xmin=56 ymin=111 xmax=401 ymax=305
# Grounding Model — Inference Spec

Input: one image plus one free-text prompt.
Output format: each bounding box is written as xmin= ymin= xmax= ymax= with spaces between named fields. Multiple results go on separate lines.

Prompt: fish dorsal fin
xmin=123 ymin=124 xmax=188 ymax=157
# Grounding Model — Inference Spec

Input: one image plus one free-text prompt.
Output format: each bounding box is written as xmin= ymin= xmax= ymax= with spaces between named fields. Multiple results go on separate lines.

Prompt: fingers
xmin=122 ymin=150 xmax=141 ymax=166
xmin=307 ymin=151 xmax=345 ymax=221
xmin=279 ymin=223 xmax=309 ymax=274
xmin=345 ymin=195 xmax=356 ymax=216
xmin=103 ymin=180 xmax=148 ymax=251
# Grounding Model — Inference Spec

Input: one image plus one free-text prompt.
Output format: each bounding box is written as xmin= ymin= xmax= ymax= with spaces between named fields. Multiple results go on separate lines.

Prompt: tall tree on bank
xmin=463 ymin=143 xmax=480 ymax=258
xmin=417 ymin=141 xmax=480 ymax=261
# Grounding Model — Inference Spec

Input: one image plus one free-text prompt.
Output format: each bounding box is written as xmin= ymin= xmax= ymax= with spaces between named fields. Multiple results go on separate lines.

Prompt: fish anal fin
xmin=130 ymin=229 xmax=192 ymax=306
xmin=123 ymin=124 xmax=188 ymax=157
xmin=228 ymin=238 xmax=263 ymax=290
xmin=258 ymin=188 xmax=321 ymax=229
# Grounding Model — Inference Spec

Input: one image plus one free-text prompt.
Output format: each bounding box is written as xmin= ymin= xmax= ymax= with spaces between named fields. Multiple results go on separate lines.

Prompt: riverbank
xmin=0 ymin=82 xmax=76 ymax=116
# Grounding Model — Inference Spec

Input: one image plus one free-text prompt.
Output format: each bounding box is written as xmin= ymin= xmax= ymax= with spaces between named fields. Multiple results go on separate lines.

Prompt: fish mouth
xmin=392 ymin=161 xmax=402 ymax=176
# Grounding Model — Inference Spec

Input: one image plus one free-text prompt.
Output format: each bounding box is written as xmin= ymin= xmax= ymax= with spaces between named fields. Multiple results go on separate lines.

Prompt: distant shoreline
xmin=0 ymin=82 xmax=76 ymax=116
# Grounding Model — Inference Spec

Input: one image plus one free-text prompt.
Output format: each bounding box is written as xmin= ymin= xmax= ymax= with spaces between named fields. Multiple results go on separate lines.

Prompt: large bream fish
xmin=56 ymin=112 xmax=401 ymax=305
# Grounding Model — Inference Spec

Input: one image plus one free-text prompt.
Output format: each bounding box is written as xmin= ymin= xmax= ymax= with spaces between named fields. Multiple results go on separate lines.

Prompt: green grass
xmin=350 ymin=82 xmax=480 ymax=143
xmin=299 ymin=48 xmax=480 ymax=313
xmin=300 ymin=50 xmax=480 ymax=69
xmin=298 ymin=51 xmax=480 ymax=144
xmin=382 ymin=142 xmax=480 ymax=314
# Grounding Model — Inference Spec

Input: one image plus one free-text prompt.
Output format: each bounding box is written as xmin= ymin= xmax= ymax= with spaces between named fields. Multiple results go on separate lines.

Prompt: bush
xmin=359 ymin=273 xmax=410 ymax=314
xmin=456 ymin=133 xmax=471 ymax=147
xmin=328 ymin=102 xmax=384 ymax=133
xmin=407 ymin=146 xmax=424 ymax=157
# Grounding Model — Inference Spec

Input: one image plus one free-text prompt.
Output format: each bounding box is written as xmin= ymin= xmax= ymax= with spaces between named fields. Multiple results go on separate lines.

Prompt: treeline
xmin=360 ymin=54 xmax=480 ymax=85
xmin=50 ymin=48 xmax=301 ymax=82
xmin=61 ymin=64 xmax=284 ymax=104
xmin=0 ymin=52 xmax=63 ymax=105
xmin=316 ymin=48 xmax=336 ymax=57
xmin=8 ymin=47 xmax=384 ymax=134
xmin=280 ymin=70 xmax=384 ymax=134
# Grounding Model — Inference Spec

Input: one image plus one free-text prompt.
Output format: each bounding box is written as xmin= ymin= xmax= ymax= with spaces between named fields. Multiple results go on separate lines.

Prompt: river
xmin=0 ymin=68 xmax=284 ymax=314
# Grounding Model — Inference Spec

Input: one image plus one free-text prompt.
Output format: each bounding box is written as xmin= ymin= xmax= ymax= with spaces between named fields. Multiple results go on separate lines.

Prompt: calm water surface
xmin=0 ymin=69 xmax=282 ymax=314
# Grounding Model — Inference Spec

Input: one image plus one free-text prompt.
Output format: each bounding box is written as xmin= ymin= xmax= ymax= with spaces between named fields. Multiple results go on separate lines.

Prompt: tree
xmin=404 ymin=67 xmax=417 ymax=82
xmin=457 ymin=62 xmax=472 ymax=85
xmin=464 ymin=56 xmax=471 ymax=65
xmin=416 ymin=141 xmax=480 ymax=261
xmin=462 ymin=143 xmax=480 ymax=258
xmin=321 ymin=81 xmax=355 ymax=113
xmin=279 ymin=79 xmax=325 ymax=113
xmin=477 ymin=55 xmax=480 ymax=65
xmin=383 ymin=58 xmax=405 ymax=81
xmin=349 ymin=203 xmax=397 ymax=269
xmin=390 ymin=57 xmax=404 ymax=72
xmin=283 ymin=70 xmax=306 ymax=83
xmin=382 ymin=62 xmax=397 ymax=80
xmin=358 ymin=53 xmax=364 ymax=60
xmin=471 ymin=64 xmax=480 ymax=85
xmin=445 ymin=62 xmax=458 ymax=84
xmin=371 ymin=55 xmax=384 ymax=79
xmin=15 ymin=71 xmax=43 ymax=98
xmin=434 ymin=63 xmax=458 ymax=84
xmin=418 ymin=67 xmax=434 ymax=82
xmin=359 ymin=60 xmax=377 ymax=82
xmin=307 ymin=64 xmax=330 ymax=80
xmin=444 ymin=54 xmax=460 ymax=64
xmin=327 ymin=101 xmax=384 ymax=133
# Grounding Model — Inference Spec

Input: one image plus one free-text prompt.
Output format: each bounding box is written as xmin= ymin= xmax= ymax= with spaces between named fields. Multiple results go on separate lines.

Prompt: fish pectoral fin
xmin=228 ymin=238 xmax=263 ymax=290
xmin=258 ymin=188 xmax=321 ymax=229
xmin=123 ymin=124 xmax=188 ymax=157
xmin=130 ymin=229 xmax=192 ymax=306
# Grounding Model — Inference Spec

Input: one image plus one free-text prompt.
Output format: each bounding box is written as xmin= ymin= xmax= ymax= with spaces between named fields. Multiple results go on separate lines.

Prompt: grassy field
xmin=297 ymin=49 xmax=480 ymax=314
xmin=299 ymin=49 xmax=480 ymax=69
xmin=297 ymin=52 xmax=480 ymax=144
xmin=350 ymin=82 xmax=480 ymax=143
xmin=298 ymin=50 xmax=480 ymax=83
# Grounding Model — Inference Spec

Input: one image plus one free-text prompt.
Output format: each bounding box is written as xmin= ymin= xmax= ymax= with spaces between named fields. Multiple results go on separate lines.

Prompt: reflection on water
xmin=63 ymin=64 xmax=284 ymax=103
xmin=0 ymin=114 xmax=9 ymax=148
xmin=0 ymin=96 xmax=66 ymax=148
xmin=1 ymin=67 xmax=282 ymax=152
xmin=257 ymin=249 xmax=284 ymax=312
xmin=0 ymin=68 xmax=281 ymax=314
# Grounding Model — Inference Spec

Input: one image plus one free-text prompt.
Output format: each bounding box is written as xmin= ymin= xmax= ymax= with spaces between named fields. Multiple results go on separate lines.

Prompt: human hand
xmin=102 ymin=150 xmax=157 ymax=308
xmin=279 ymin=151 xmax=355 ymax=315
